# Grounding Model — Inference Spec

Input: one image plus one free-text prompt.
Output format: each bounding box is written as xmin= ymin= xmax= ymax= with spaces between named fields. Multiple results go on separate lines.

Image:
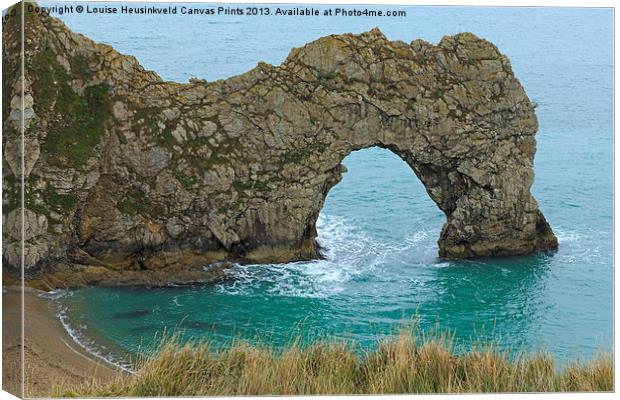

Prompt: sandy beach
xmin=2 ymin=286 xmax=119 ymax=397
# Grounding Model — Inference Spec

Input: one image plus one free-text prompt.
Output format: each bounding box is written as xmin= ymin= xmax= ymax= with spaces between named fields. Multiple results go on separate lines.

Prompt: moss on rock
xmin=32 ymin=50 xmax=111 ymax=168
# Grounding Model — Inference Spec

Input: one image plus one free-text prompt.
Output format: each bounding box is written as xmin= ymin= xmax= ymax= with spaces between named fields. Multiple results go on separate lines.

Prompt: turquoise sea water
xmin=44 ymin=3 xmax=613 ymax=368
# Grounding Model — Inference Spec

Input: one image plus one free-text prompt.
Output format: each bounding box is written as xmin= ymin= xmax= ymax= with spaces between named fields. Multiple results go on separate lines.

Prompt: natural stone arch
xmin=2 ymin=6 xmax=558 ymax=284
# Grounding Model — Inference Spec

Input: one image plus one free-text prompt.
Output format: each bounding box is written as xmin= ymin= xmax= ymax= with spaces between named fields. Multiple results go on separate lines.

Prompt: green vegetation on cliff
xmin=31 ymin=50 xmax=111 ymax=168
xmin=1 ymin=174 xmax=73 ymax=226
xmin=55 ymin=329 xmax=612 ymax=396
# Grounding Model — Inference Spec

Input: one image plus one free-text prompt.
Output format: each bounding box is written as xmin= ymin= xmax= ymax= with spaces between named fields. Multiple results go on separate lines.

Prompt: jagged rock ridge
xmin=2 ymin=4 xmax=558 ymax=286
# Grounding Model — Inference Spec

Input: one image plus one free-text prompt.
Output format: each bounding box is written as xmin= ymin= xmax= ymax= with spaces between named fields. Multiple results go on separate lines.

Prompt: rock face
xmin=2 ymin=5 xmax=558 ymax=285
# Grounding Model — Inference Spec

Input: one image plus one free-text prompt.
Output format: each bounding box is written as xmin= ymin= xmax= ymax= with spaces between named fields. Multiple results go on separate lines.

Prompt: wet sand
xmin=2 ymin=286 xmax=119 ymax=397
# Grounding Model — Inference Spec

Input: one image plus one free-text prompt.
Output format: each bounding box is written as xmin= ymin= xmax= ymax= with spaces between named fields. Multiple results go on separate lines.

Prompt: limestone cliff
xmin=2 ymin=4 xmax=558 ymax=287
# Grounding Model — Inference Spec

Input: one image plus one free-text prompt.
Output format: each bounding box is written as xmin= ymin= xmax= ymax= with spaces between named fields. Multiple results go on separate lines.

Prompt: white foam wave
xmin=216 ymin=214 xmax=436 ymax=298
xmin=552 ymin=226 xmax=608 ymax=265
xmin=45 ymin=289 xmax=134 ymax=372
xmin=57 ymin=306 xmax=134 ymax=373
xmin=554 ymin=228 xmax=584 ymax=243
xmin=39 ymin=288 xmax=71 ymax=300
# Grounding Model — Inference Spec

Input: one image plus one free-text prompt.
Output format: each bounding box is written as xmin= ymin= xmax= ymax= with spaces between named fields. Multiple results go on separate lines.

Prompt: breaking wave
xmin=215 ymin=214 xmax=439 ymax=298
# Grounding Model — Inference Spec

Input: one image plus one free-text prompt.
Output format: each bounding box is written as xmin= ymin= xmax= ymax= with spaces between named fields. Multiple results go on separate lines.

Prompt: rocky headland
xmin=2 ymin=3 xmax=558 ymax=288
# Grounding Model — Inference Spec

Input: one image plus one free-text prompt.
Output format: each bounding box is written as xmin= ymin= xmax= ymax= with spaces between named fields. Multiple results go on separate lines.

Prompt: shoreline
xmin=2 ymin=286 xmax=122 ymax=397
xmin=56 ymin=300 xmax=136 ymax=374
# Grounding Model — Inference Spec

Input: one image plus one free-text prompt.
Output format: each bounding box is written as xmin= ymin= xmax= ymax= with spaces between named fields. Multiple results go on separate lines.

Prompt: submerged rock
xmin=2 ymin=4 xmax=558 ymax=286
xmin=112 ymin=310 xmax=151 ymax=319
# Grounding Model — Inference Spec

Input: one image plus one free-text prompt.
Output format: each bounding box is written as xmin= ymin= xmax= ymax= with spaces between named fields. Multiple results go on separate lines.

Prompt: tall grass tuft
xmin=54 ymin=328 xmax=613 ymax=397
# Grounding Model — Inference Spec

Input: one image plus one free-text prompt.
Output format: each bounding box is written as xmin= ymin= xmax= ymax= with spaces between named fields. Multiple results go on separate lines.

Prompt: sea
xmin=36 ymin=2 xmax=613 ymax=370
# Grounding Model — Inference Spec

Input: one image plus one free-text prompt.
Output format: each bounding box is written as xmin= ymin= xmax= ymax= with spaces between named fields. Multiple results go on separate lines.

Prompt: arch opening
xmin=316 ymin=146 xmax=445 ymax=261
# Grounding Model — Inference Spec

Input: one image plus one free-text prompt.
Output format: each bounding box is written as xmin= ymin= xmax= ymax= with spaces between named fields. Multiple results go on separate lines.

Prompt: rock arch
xmin=2 ymin=6 xmax=558 ymax=283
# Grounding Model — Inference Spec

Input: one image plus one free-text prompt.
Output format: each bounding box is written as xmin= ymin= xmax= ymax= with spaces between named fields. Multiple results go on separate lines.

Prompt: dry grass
xmin=54 ymin=328 xmax=613 ymax=397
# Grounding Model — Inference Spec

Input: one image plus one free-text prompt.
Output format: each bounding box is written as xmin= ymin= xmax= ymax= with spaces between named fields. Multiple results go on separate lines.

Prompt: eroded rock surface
xmin=2 ymin=4 xmax=558 ymax=286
